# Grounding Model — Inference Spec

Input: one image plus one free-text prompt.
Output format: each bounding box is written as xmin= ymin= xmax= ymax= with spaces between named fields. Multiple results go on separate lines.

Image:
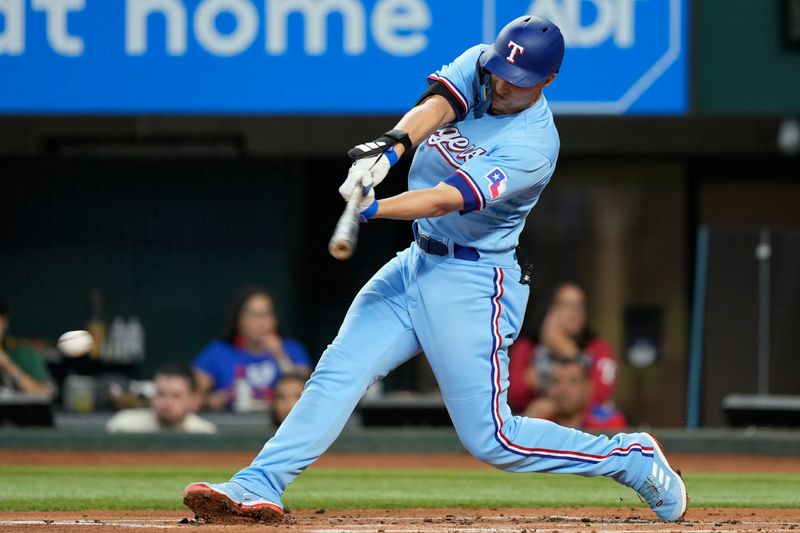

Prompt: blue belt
xmin=413 ymin=224 xmax=480 ymax=261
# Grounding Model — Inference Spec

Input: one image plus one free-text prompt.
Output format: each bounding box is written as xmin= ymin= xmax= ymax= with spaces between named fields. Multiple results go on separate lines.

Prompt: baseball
xmin=57 ymin=330 xmax=94 ymax=358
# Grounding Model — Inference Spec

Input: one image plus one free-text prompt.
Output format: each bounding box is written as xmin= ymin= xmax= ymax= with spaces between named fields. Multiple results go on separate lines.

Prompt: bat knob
xmin=329 ymin=240 xmax=353 ymax=261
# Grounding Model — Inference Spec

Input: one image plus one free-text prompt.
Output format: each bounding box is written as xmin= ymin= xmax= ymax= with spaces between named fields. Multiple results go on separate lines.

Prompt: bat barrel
xmin=328 ymin=201 xmax=361 ymax=260
xmin=329 ymin=174 xmax=367 ymax=260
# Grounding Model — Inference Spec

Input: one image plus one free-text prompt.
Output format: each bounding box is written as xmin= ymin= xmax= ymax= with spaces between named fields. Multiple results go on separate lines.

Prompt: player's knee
xmin=468 ymin=446 xmax=504 ymax=467
xmin=456 ymin=416 xmax=530 ymax=470
xmin=307 ymin=345 xmax=372 ymax=393
xmin=467 ymin=440 xmax=519 ymax=470
xmin=457 ymin=427 xmax=515 ymax=469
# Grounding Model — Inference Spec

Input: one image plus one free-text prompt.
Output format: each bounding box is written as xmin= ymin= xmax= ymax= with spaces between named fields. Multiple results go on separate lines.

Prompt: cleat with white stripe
xmin=635 ymin=433 xmax=688 ymax=521
xmin=183 ymin=481 xmax=283 ymax=524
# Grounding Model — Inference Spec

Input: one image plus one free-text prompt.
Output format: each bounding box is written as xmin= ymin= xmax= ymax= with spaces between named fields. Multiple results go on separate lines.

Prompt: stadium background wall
xmin=2 ymin=0 xmax=800 ymax=427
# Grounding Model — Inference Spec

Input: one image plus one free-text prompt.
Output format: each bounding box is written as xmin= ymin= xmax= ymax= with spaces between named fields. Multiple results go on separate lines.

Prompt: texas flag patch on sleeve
xmin=484 ymin=168 xmax=508 ymax=200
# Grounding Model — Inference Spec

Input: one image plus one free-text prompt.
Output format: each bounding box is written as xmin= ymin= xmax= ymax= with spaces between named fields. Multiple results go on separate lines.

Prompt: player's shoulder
xmin=437 ymin=44 xmax=488 ymax=79
xmin=518 ymin=96 xmax=560 ymax=164
xmin=493 ymin=142 xmax=554 ymax=176
xmin=489 ymin=98 xmax=557 ymax=154
xmin=455 ymin=43 xmax=490 ymax=62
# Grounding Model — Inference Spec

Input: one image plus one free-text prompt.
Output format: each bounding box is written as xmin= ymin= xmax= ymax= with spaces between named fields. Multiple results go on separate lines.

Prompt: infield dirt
xmin=2 ymin=507 xmax=799 ymax=533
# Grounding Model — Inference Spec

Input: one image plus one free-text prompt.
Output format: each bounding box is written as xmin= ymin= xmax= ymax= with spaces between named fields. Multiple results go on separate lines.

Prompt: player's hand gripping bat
xmin=328 ymin=177 xmax=369 ymax=260
xmin=330 ymin=129 xmax=411 ymax=260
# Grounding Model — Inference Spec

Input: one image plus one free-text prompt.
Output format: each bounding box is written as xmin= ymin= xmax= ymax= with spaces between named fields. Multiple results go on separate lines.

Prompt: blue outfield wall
xmin=0 ymin=0 xmax=687 ymax=115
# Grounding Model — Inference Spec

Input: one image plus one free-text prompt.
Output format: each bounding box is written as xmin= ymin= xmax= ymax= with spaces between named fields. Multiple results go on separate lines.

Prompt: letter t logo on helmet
xmin=506 ymin=41 xmax=526 ymax=64
xmin=480 ymin=15 xmax=565 ymax=88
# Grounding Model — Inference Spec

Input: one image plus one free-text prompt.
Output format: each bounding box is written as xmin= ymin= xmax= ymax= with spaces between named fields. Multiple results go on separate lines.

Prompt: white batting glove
xmin=356 ymin=181 xmax=376 ymax=213
xmin=336 ymin=169 xmax=378 ymax=223
xmin=338 ymin=165 xmax=371 ymax=205
xmin=338 ymin=148 xmax=396 ymax=203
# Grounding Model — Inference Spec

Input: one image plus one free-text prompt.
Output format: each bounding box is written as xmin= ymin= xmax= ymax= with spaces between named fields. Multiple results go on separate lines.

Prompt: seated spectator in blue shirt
xmin=193 ymin=287 xmax=311 ymax=411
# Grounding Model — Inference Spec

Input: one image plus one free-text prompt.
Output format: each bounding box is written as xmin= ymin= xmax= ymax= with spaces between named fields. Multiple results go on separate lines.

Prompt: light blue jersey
xmin=226 ymin=44 xmax=660 ymax=515
xmin=411 ymin=44 xmax=560 ymax=254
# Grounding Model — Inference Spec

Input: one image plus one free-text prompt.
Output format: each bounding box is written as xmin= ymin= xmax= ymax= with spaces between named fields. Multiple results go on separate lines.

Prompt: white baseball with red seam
xmin=57 ymin=330 xmax=94 ymax=357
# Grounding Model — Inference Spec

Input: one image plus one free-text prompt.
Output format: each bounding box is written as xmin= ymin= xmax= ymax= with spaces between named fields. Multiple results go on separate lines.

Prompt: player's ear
xmin=540 ymin=72 xmax=558 ymax=88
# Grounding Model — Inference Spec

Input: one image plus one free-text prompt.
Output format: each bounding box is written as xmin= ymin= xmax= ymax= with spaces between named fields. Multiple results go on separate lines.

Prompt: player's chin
xmin=490 ymin=99 xmax=513 ymax=115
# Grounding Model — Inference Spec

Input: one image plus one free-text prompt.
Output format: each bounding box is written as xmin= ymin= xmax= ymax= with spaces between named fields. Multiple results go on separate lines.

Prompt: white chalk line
xmin=0 ymin=519 xmax=180 ymax=529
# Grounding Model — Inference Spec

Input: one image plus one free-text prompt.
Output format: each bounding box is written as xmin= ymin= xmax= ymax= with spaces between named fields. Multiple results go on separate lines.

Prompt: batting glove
xmin=338 ymin=147 xmax=397 ymax=203
xmin=338 ymin=129 xmax=411 ymax=204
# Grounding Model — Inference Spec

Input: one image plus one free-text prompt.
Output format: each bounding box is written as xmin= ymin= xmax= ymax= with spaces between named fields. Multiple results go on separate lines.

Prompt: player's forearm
xmin=392 ymin=96 xmax=455 ymax=157
xmin=375 ymin=191 xmax=451 ymax=220
xmin=374 ymin=183 xmax=463 ymax=221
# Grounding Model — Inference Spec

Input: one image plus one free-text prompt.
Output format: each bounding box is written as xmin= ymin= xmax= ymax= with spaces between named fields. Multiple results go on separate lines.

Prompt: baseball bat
xmin=328 ymin=180 xmax=365 ymax=260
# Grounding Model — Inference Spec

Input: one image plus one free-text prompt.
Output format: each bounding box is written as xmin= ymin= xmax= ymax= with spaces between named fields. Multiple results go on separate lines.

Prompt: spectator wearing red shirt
xmin=508 ymin=281 xmax=618 ymax=417
xmin=540 ymin=357 xmax=626 ymax=431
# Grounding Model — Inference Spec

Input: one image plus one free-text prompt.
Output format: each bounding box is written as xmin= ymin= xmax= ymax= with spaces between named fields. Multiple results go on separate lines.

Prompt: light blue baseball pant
xmin=232 ymin=244 xmax=654 ymax=507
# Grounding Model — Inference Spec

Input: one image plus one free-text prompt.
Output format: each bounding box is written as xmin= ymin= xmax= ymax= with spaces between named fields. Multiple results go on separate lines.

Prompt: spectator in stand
xmin=193 ymin=287 xmax=312 ymax=411
xmin=508 ymin=281 xmax=617 ymax=416
xmin=269 ymin=373 xmax=306 ymax=428
xmin=106 ymin=363 xmax=216 ymax=434
xmin=0 ymin=298 xmax=53 ymax=398
xmin=533 ymin=358 xmax=626 ymax=430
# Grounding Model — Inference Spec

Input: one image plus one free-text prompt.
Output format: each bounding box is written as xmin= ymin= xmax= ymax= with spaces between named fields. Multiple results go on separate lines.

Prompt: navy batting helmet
xmin=479 ymin=15 xmax=565 ymax=88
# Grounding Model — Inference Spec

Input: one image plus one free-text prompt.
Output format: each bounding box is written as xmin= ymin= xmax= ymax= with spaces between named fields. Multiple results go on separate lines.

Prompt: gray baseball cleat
xmin=635 ymin=433 xmax=688 ymax=521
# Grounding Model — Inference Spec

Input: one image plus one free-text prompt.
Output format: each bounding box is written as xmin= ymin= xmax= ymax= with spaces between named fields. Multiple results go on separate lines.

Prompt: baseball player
xmin=183 ymin=16 xmax=687 ymax=523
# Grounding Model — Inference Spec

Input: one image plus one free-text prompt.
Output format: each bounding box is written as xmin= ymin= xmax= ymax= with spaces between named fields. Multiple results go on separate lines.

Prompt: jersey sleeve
xmin=443 ymin=145 xmax=552 ymax=214
xmin=425 ymin=44 xmax=486 ymax=120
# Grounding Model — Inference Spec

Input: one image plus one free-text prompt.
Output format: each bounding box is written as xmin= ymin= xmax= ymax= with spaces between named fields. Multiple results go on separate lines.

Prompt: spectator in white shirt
xmin=107 ymin=364 xmax=216 ymax=434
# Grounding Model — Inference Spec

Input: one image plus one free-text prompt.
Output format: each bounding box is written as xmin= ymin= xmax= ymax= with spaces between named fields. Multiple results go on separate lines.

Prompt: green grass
xmin=0 ymin=466 xmax=798 ymax=512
